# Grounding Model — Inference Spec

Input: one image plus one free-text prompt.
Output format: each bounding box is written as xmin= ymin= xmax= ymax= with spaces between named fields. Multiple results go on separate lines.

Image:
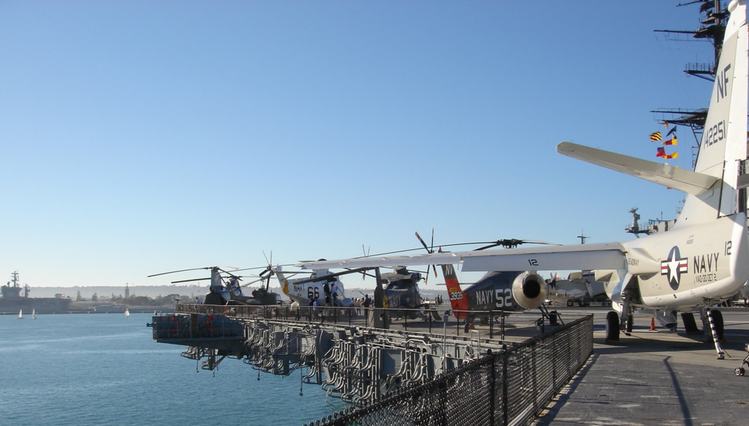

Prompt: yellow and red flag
xmin=656 ymin=147 xmax=679 ymax=159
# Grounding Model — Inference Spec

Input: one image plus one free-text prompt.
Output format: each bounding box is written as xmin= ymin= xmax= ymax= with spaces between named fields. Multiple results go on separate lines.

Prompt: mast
xmin=651 ymin=0 xmax=727 ymax=166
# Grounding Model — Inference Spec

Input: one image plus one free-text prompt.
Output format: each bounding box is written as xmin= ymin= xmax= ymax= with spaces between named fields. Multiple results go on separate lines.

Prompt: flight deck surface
xmin=536 ymin=307 xmax=749 ymax=425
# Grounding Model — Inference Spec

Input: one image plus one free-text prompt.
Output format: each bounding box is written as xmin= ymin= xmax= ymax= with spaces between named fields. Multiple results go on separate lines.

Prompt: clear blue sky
xmin=0 ymin=1 xmax=715 ymax=287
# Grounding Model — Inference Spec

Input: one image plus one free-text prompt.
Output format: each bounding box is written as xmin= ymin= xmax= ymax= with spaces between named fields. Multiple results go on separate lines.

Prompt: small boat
xmin=124 ymin=307 xmax=130 ymax=317
xmin=32 ymin=309 xmax=37 ymax=320
xmin=17 ymin=309 xmax=23 ymax=319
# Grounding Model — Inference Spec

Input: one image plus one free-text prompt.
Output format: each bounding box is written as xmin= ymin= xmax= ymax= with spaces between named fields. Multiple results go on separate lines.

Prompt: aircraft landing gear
xmin=605 ymin=311 xmax=620 ymax=341
xmin=711 ymin=310 xmax=725 ymax=341
xmin=681 ymin=312 xmax=700 ymax=335
xmin=702 ymin=307 xmax=726 ymax=359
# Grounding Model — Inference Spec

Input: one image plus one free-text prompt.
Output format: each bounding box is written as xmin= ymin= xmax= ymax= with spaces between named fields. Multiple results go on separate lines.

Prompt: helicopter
xmin=357 ymin=241 xmax=437 ymax=315
xmin=147 ymin=265 xmax=279 ymax=306
xmin=301 ymin=234 xmax=562 ymax=322
xmin=407 ymin=231 xmax=560 ymax=321
xmin=274 ymin=263 xmax=354 ymax=307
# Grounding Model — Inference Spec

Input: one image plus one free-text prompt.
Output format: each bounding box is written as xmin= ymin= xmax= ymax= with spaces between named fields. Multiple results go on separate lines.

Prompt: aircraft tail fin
xmin=274 ymin=267 xmax=290 ymax=296
xmin=680 ymin=0 xmax=748 ymax=220
xmin=559 ymin=0 xmax=748 ymax=223
xmin=439 ymin=264 xmax=469 ymax=318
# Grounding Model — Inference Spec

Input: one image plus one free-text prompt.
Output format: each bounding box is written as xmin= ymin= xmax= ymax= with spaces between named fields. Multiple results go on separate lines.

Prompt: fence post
xmin=501 ymin=314 xmax=505 ymax=340
xmin=489 ymin=311 xmax=494 ymax=339
xmin=489 ymin=352 xmax=496 ymax=425
xmin=551 ymin=333 xmax=557 ymax=389
xmin=532 ymin=343 xmax=538 ymax=414
xmin=502 ymin=344 xmax=509 ymax=425
xmin=439 ymin=380 xmax=448 ymax=425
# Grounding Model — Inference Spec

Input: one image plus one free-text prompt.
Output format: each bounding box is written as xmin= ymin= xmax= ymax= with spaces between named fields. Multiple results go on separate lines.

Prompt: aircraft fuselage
xmin=618 ymin=213 xmax=748 ymax=310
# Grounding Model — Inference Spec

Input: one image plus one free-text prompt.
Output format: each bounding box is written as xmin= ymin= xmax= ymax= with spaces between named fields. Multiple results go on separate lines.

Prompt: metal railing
xmin=174 ymin=303 xmax=547 ymax=340
xmin=308 ymin=315 xmax=593 ymax=426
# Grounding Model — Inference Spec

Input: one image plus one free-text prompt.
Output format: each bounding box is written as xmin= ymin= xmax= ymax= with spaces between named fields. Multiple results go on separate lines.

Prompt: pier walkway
xmin=536 ymin=308 xmax=749 ymax=425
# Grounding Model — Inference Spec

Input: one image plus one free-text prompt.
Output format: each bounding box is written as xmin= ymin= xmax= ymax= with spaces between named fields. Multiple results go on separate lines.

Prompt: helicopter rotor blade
xmin=415 ymin=231 xmax=431 ymax=253
xmin=171 ymin=277 xmax=211 ymax=284
xmin=430 ymin=228 xmax=438 ymax=278
xmin=262 ymin=251 xmax=270 ymax=265
xmin=147 ymin=266 xmax=212 ymax=278
xmin=228 ymin=264 xmax=294 ymax=273
xmin=242 ymin=277 xmax=266 ymax=286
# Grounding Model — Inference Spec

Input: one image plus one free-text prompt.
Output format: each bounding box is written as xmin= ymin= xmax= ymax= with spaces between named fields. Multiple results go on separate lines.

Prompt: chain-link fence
xmin=309 ymin=314 xmax=593 ymax=426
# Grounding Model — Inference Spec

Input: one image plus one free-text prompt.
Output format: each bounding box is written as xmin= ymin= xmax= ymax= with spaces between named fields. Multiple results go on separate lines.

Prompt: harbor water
xmin=0 ymin=313 xmax=346 ymax=425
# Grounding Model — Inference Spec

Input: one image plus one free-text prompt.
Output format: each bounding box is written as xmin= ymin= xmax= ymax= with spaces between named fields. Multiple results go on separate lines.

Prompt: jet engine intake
xmin=511 ymin=272 xmax=548 ymax=310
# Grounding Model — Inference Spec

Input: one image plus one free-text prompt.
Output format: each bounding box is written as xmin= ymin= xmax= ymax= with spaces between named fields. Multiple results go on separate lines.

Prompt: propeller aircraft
xmin=297 ymin=0 xmax=749 ymax=359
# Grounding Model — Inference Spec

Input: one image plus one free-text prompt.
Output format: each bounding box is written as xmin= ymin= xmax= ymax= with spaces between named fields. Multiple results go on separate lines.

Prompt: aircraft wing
xmin=458 ymin=243 xmax=625 ymax=271
xmin=558 ymin=142 xmax=719 ymax=195
xmin=299 ymin=242 xmax=627 ymax=272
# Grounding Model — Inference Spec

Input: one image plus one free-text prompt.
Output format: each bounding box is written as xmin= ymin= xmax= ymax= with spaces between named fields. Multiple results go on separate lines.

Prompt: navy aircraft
xmin=298 ymin=0 xmax=749 ymax=359
xmin=274 ymin=264 xmax=352 ymax=307
xmin=148 ymin=266 xmax=279 ymax=306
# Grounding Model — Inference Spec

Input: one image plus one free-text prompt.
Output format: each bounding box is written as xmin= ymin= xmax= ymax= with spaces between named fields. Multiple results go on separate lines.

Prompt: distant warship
xmin=0 ymin=271 xmax=71 ymax=315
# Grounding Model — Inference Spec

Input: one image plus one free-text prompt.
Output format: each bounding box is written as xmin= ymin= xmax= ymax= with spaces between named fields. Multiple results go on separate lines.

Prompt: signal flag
xmin=663 ymin=136 xmax=678 ymax=146
xmin=650 ymin=131 xmax=663 ymax=142
xmin=656 ymin=147 xmax=679 ymax=159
